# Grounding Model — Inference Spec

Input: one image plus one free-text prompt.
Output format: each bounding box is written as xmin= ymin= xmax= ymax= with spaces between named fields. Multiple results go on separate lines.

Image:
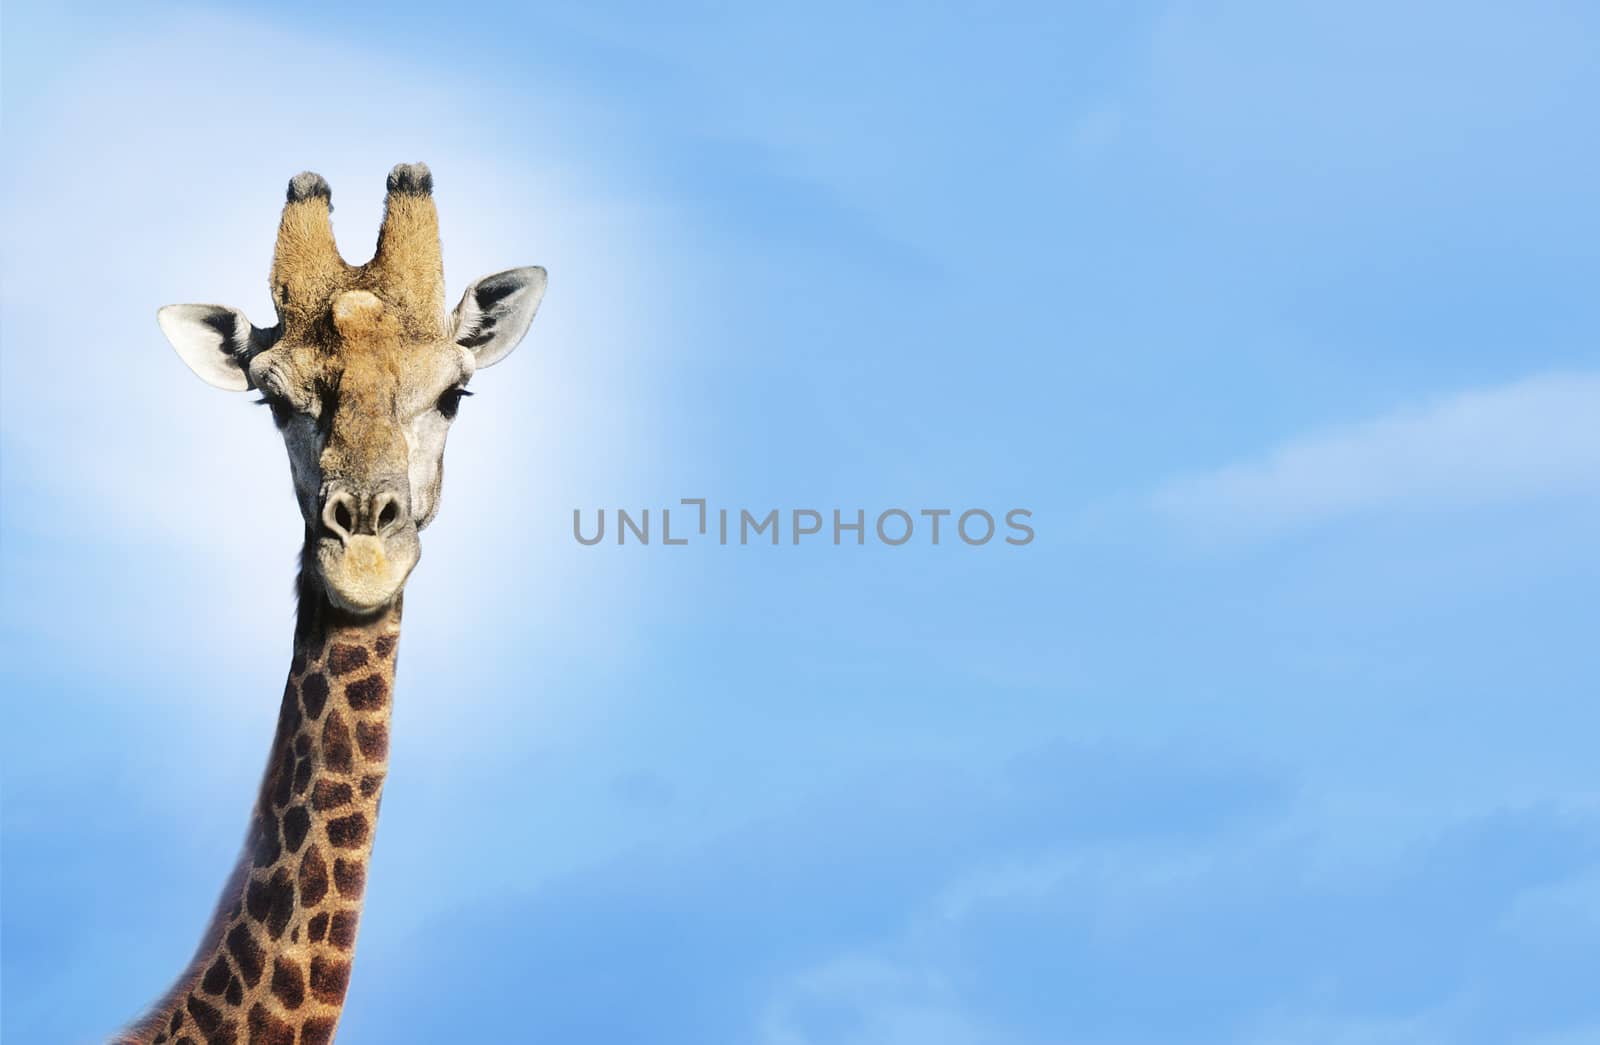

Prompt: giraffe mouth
xmin=317 ymin=532 xmax=420 ymax=614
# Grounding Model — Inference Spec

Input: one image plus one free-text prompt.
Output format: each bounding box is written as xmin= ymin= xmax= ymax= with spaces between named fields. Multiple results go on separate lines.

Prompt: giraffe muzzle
xmin=316 ymin=479 xmax=420 ymax=613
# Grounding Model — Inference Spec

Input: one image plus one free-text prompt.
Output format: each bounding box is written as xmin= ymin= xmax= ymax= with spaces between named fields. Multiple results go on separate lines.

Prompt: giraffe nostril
xmin=323 ymin=486 xmax=406 ymax=540
xmin=322 ymin=489 xmax=360 ymax=541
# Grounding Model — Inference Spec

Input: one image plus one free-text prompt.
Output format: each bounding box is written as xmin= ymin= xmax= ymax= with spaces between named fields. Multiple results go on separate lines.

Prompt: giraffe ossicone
xmin=116 ymin=163 xmax=545 ymax=1045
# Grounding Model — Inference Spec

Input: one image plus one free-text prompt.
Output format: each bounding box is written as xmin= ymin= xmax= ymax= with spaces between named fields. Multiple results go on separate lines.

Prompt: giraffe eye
xmin=436 ymin=387 xmax=473 ymax=420
xmin=254 ymin=393 xmax=295 ymax=429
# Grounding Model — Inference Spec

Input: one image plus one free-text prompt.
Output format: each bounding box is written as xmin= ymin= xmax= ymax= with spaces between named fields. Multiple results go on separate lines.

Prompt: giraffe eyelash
xmin=437 ymin=387 xmax=473 ymax=420
xmin=253 ymin=393 xmax=294 ymax=429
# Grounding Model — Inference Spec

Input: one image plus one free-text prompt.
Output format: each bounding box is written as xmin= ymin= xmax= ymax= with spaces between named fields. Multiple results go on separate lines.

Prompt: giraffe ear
xmin=157 ymin=304 xmax=281 ymax=391
xmin=449 ymin=266 xmax=547 ymax=368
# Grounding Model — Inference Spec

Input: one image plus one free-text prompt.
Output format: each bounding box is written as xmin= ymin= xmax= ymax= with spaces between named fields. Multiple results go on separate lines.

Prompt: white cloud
xmin=759 ymin=954 xmax=1010 ymax=1045
xmin=1152 ymin=372 xmax=1600 ymax=537
xmin=1240 ymin=1001 xmax=1464 ymax=1045
xmin=758 ymin=842 xmax=1211 ymax=1045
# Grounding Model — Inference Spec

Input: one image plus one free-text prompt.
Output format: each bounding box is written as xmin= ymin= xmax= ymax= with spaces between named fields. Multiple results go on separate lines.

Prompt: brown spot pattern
xmin=328 ymin=910 xmax=360 ymax=951
xmin=345 ymin=674 xmax=387 ymax=711
xmin=327 ymin=643 xmax=369 ymax=675
xmin=250 ymin=816 xmax=280 ymax=869
xmin=282 ymin=805 xmax=311 ymax=853
xmin=300 ymin=672 xmax=329 ymax=719
xmin=322 ymin=712 xmax=353 ymax=773
xmin=201 ymin=956 xmax=231 ymax=996
xmin=356 ymin=720 xmax=388 ymax=759
xmin=326 ymin=813 xmax=368 ymax=848
xmin=245 ymin=868 xmax=295 ymax=940
xmin=270 ymin=746 xmax=293 ymax=810
xmin=246 ymin=1004 xmax=294 ymax=1045
xmin=308 ymin=954 xmax=352 ymax=1004
xmin=186 ymin=995 xmax=222 ymax=1034
xmin=312 ymin=779 xmax=353 ymax=810
xmin=269 ymin=958 xmax=306 ymax=1010
xmin=225 ymin=923 xmax=265 ymax=987
xmin=298 ymin=845 xmax=329 ymax=906
xmin=333 ymin=858 xmax=366 ymax=898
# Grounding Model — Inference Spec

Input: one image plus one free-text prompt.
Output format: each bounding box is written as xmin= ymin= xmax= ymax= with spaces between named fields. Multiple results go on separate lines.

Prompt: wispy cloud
xmin=1153 ymin=373 xmax=1600 ymax=537
xmin=751 ymin=795 xmax=1600 ymax=1045
xmin=759 ymin=955 xmax=1005 ymax=1045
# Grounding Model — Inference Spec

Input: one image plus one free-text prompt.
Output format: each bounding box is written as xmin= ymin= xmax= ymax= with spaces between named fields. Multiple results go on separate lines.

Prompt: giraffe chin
xmin=317 ymin=533 xmax=419 ymax=615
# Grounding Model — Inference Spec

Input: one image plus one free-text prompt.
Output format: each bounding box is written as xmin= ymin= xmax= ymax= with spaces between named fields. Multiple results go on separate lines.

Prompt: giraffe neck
xmin=118 ymin=591 xmax=402 ymax=1045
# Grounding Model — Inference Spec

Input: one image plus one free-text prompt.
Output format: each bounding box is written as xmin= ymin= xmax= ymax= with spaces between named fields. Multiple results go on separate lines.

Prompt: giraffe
xmin=113 ymin=163 xmax=546 ymax=1045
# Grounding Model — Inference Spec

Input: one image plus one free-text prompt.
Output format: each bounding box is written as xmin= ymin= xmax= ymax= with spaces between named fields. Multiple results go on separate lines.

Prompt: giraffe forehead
xmin=264 ymin=337 xmax=466 ymax=401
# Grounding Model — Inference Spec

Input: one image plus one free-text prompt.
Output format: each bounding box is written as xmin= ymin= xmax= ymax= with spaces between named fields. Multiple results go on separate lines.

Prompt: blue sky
xmin=3 ymin=2 xmax=1598 ymax=1042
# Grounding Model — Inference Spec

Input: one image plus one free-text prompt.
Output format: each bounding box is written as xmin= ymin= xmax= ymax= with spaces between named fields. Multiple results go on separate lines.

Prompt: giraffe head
xmin=158 ymin=164 xmax=545 ymax=615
